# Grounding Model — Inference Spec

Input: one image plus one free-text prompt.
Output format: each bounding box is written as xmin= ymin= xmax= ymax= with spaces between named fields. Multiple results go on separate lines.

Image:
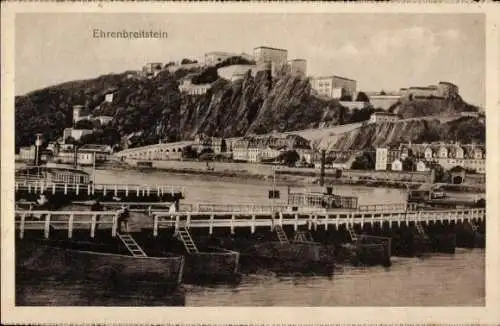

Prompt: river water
xmin=16 ymin=167 xmax=485 ymax=306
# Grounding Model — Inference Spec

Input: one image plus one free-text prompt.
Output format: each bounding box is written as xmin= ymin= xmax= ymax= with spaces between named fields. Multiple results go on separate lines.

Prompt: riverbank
xmin=116 ymin=159 xmax=485 ymax=194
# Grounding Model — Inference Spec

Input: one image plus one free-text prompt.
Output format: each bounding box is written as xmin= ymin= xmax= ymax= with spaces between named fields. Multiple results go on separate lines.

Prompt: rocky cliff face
xmin=331 ymin=116 xmax=485 ymax=150
xmin=15 ymin=70 xmax=345 ymax=149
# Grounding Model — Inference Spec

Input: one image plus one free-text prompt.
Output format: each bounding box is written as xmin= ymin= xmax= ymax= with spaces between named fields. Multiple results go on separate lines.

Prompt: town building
xmin=194 ymin=134 xmax=225 ymax=154
xmin=142 ymin=62 xmax=163 ymax=78
xmin=375 ymin=147 xmax=403 ymax=171
xmin=217 ymin=65 xmax=258 ymax=82
xmin=72 ymin=105 xmax=113 ymax=126
xmin=311 ymin=76 xmax=357 ymax=99
xmin=368 ymin=94 xmax=402 ymax=110
xmin=288 ymin=59 xmax=307 ymax=77
xmin=231 ymin=134 xmax=311 ymax=163
xmin=331 ymin=156 xmax=356 ymax=170
xmin=400 ymin=81 xmax=459 ymax=100
xmin=369 ymin=111 xmax=399 ymax=124
xmin=63 ymin=128 xmax=93 ymax=142
xmin=339 ymin=101 xmax=371 ymax=110
xmin=416 ymin=160 xmax=431 ymax=172
xmin=104 ymin=93 xmax=114 ymax=103
xmin=253 ymin=46 xmax=288 ymax=76
xmin=178 ymin=75 xmax=212 ymax=95
xmin=19 ymin=146 xmax=36 ymax=162
xmin=393 ymin=142 xmax=486 ymax=174
xmin=79 ymin=144 xmax=112 ymax=162
xmin=391 ymin=159 xmax=403 ymax=171
xmin=204 ymin=51 xmax=253 ymax=66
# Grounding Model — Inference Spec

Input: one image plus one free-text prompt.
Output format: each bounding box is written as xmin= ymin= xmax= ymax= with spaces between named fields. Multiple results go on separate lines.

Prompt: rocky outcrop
xmin=330 ymin=116 xmax=485 ymax=150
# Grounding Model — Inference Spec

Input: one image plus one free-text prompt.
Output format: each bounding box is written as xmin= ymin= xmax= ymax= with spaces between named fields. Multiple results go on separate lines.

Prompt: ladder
xmin=415 ymin=222 xmax=429 ymax=239
xmin=275 ymin=224 xmax=289 ymax=244
xmin=117 ymin=233 xmax=147 ymax=257
xmin=347 ymin=225 xmax=358 ymax=243
xmin=177 ymin=227 xmax=199 ymax=254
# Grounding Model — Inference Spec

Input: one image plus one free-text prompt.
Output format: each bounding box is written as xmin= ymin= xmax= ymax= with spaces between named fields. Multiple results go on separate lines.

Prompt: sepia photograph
xmin=2 ymin=2 xmax=500 ymax=325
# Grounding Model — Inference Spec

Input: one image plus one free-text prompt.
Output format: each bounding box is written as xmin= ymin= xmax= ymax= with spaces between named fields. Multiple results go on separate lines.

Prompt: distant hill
xmin=15 ymin=67 xmax=485 ymax=152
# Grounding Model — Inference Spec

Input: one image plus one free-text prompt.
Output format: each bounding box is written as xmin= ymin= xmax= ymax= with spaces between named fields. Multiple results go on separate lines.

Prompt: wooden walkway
xmin=14 ymin=207 xmax=485 ymax=239
xmin=15 ymin=181 xmax=185 ymax=199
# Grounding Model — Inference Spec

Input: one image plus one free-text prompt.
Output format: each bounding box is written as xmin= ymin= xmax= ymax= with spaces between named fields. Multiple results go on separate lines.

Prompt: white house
xmin=391 ymin=159 xmax=403 ymax=171
xmin=416 ymin=160 xmax=430 ymax=172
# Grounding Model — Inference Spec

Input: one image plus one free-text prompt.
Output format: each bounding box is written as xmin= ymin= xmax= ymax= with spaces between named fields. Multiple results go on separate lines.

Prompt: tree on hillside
xmin=402 ymin=157 xmax=416 ymax=171
xmin=191 ymin=67 xmax=219 ymax=85
xmin=65 ymin=136 xmax=76 ymax=144
xmin=75 ymin=119 xmax=95 ymax=130
xmin=355 ymin=92 xmax=370 ymax=102
xmin=181 ymin=58 xmax=198 ymax=65
xmin=279 ymin=150 xmax=300 ymax=167
xmin=351 ymin=152 xmax=375 ymax=170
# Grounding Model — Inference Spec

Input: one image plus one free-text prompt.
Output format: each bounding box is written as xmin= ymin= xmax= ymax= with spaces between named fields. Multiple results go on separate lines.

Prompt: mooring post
xmin=68 ymin=213 xmax=74 ymax=239
xmin=114 ymin=185 xmax=118 ymax=197
xmin=136 ymin=186 xmax=139 ymax=196
xmin=44 ymin=213 xmax=51 ymax=239
xmin=251 ymin=215 xmax=256 ymax=234
xmin=147 ymin=187 xmax=150 ymax=197
xmin=294 ymin=213 xmax=299 ymax=232
xmin=28 ymin=184 xmax=32 ymax=193
xmin=209 ymin=214 xmax=214 ymax=235
xmin=324 ymin=214 xmax=329 ymax=230
xmin=76 ymin=183 xmax=79 ymax=195
xmin=174 ymin=215 xmax=180 ymax=235
xmin=91 ymin=184 xmax=95 ymax=195
xmin=15 ymin=182 xmax=19 ymax=192
xmin=111 ymin=213 xmax=118 ymax=237
xmin=90 ymin=214 xmax=97 ymax=238
xmin=52 ymin=183 xmax=56 ymax=194
xmin=153 ymin=214 xmax=159 ymax=237
xmin=19 ymin=212 xmax=26 ymax=239
xmin=230 ymin=214 xmax=235 ymax=235
xmin=186 ymin=212 xmax=191 ymax=228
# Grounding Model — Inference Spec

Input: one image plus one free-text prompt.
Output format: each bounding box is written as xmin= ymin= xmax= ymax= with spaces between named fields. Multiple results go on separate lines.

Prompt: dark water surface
xmin=17 ymin=249 xmax=484 ymax=306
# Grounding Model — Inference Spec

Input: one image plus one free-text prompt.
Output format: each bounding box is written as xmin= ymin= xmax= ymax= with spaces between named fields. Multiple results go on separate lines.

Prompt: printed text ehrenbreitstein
xmin=93 ymin=29 xmax=168 ymax=39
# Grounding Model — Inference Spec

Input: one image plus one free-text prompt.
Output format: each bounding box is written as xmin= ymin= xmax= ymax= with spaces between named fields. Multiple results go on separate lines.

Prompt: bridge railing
xmin=357 ymin=203 xmax=408 ymax=212
xmin=151 ymin=207 xmax=485 ymax=235
xmin=15 ymin=181 xmax=185 ymax=197
xmin=15 ymin=210 xmax=120 ymax=239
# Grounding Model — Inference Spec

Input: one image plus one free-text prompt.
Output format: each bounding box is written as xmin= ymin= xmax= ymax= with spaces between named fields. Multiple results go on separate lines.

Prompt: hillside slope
xmin=330 ymin=117 xmax=485 ymax=151
xmin=15 ymin=67 xmax=484 ymax=151
xmin=15 ymin=70 xmax=348 ymax=149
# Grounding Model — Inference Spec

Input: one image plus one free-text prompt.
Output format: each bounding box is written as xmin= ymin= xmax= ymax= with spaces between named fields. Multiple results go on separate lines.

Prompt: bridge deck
xmin=15 ymin=207 xmax=485 ymax=239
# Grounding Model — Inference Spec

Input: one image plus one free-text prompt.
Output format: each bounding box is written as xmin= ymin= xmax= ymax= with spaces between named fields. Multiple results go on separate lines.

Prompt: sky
xmin=15 ymin=13 xmax=485 ymax=106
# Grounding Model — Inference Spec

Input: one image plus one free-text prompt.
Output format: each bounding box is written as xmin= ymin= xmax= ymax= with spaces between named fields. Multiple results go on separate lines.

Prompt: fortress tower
xmin=72 ymin=105 xmax=84 ymax=125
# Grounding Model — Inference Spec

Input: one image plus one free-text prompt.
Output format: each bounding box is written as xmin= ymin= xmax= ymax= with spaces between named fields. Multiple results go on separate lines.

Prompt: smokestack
xmin=320 ymin=150 xmax=326 ymax=186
